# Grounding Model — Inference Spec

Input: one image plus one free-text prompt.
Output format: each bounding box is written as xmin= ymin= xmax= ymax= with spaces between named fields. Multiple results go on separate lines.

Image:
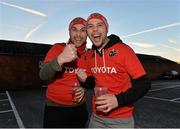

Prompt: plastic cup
xmin=94 ymin=87 xmax=108 ymax=115
xmin=94 ymin=87 xmax=108 ymax=97
xmin=71 ymin=83 xmax=80 ymax=103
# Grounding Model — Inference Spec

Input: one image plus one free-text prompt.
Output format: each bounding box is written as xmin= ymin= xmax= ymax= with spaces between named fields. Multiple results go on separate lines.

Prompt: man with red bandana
xmin=39 ymin=17 xmax=93 ymax=128
xmin=78 ymin=13 xmax=151 ymax=128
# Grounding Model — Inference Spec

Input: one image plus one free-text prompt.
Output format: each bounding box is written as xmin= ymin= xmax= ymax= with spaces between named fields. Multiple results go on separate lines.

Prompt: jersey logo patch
xmin=109 ymin=49 xmax=117 ymax=56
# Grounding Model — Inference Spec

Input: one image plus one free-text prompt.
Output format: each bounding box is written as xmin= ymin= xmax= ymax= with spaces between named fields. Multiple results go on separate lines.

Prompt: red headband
xmin=87 ymin=13 xmax=109 ymax=30
xmin=69 ymin=17 xmax=87 ymax=31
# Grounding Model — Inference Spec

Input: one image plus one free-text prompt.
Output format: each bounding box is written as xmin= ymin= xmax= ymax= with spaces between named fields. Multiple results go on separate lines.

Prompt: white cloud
xmin=122 ymin=22 xmax=180 ymax=38
xmin=0 ymin=1 xmax=47 ymax=17
xmin=168 ymin=39 xmax=177 ymax=44
xmin=131 ymin=42 xmax=156 ymax=48
xmin=24 ymin=23 xmax=44 ymax=41
xmin=161 ymin=44 xmax=180 ymax=52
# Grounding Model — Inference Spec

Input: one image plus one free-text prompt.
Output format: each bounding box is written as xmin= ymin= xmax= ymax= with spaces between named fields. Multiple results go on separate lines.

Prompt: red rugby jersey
xmin=44 ymin=43 xmax=88 ymax=106
xmin=87 ymin=35 xmax=146 ymax=118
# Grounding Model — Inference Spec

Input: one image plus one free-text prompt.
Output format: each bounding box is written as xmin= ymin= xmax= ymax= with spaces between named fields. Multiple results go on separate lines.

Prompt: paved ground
xmin=0 ymin=80 xmax=180 ymax=128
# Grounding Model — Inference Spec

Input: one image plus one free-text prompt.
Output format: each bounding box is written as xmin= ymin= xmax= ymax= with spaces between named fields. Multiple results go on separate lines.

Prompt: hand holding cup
xmin=72 ymin=83 xmax=85 ymax=103
xmin=94 ymin=87 xmax=118 ymax=114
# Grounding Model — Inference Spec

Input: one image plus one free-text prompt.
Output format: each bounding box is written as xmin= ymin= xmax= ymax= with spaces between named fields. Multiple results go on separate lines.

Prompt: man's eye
xmin=72 ymin=29 xmax=76 ymax=31
xmin=81 ymin=29 xmax=86 ymax=32
xmin=87 ymin=25 xmax=93 ymax=29
xmin=80 ymin=27 xmax=86 ymax=32
xmin=71 ymin=27 xmax=77 ymax=31
xmin=97 ymin=24 xmax=103 ymax=27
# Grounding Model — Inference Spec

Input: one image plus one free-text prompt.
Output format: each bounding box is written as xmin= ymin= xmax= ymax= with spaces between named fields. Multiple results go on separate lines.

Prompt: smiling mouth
xmin=92 ymin=35 xmax=101 ymax=42
xmin=75 ymin=38 xmax=82 ymax=42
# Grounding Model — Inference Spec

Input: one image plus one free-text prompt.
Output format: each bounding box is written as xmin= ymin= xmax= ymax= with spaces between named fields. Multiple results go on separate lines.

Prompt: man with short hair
xmin=40 ymin=17 xmax=90 ymax=128
xmin=83 ymin=12 xmax=151 ymax=128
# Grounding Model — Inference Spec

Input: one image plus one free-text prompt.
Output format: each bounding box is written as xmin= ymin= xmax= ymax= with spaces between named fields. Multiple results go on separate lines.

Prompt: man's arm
xmin=115 ymin=75 xmax=151 ymax=107
xmin=80 ymin=76 xmax=95 ymax=89
xmin=39 ymin=44 xmax=78 ymax=81
xmin=76 ymin=69 xmax=95 ymax=89
xmin=39 ymin=57 xmax=63 ymax=81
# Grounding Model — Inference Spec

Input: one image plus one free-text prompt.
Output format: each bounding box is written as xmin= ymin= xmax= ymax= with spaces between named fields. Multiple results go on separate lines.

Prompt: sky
xmin=0 ymin=0 xmax=180 ymax=63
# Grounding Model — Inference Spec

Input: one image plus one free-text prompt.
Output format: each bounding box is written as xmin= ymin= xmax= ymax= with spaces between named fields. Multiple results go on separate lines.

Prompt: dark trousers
xmin=43 ymin=103 xmax=88 ymax=128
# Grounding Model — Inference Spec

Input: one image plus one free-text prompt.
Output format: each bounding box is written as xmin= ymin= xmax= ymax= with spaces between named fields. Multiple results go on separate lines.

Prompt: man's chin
xmin=74 ymin=42 xmax=83 ymax=47
xmin=94 ymin=42 xmax=102 ymax=48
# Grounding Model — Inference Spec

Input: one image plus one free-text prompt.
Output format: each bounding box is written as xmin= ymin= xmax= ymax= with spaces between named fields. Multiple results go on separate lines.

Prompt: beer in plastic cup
xmin=94 ymin=87 xmax=108 ymax=115
xmin=71 ymin=83 xmax=80 ymax=103
xmin=94 ymin=87 xmax=108 ymax=97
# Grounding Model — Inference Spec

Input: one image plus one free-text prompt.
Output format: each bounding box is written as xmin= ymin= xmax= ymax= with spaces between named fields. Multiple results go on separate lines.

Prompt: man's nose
xmin=76 ymin=31 xmax=81 ymax=36
xmin=92 ymin=26 xmax=98 ymax=32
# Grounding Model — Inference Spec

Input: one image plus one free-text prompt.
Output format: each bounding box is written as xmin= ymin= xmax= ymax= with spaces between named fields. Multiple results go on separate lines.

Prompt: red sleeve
xmin=123 ymin=45 xmax=146 ymax=79
xmin=84 ymin=50 xmax=93 ymax=77
xmin=44 ymin=43 xmax=64 ymax=62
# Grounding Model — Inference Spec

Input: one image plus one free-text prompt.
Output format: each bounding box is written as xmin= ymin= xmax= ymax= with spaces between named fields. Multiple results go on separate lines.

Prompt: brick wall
xmin=142 ymin=61 xmax=180 ymax=79
xmin=0 ymin=54 xmax=44 ymax=89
